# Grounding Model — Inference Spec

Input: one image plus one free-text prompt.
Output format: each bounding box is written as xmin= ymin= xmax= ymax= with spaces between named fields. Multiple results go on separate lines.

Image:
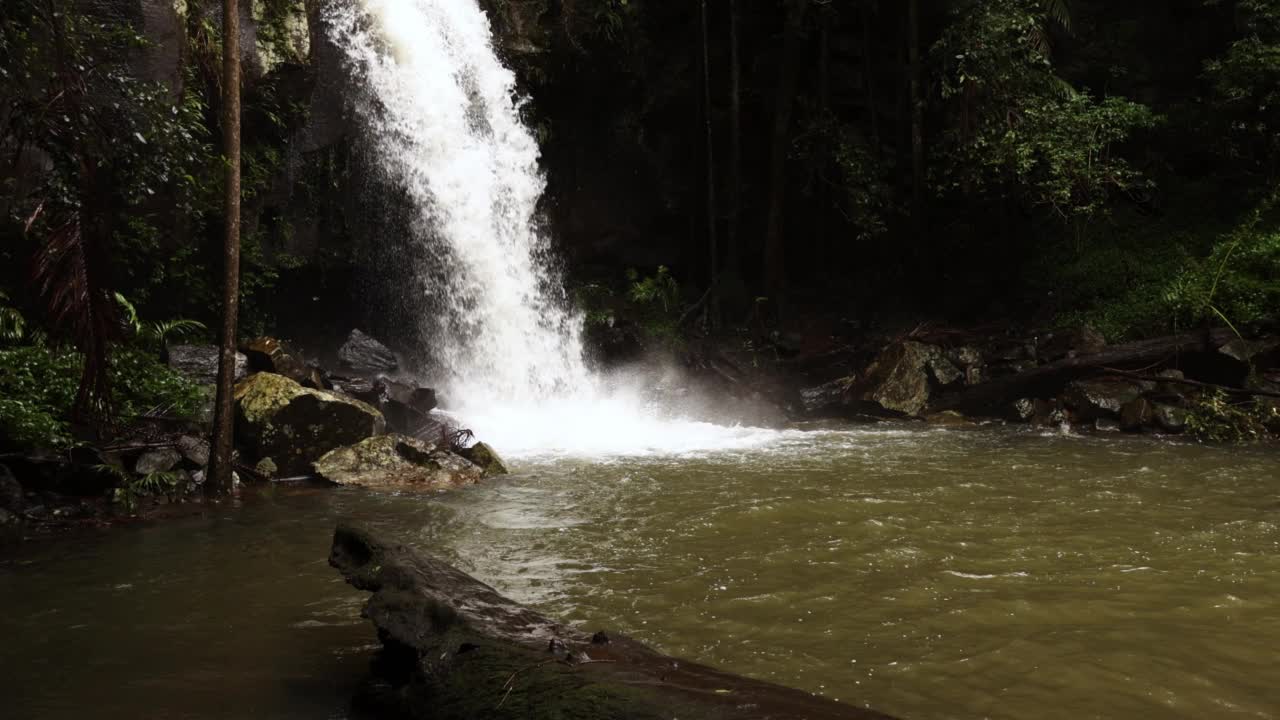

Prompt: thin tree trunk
xmin=863 ymin=3 xmax=878 ymax=144
xmin=700 ymin=0 xmax=719 ymax=328
xmin=208 ymin=0 xmax=241 ymax=495
xmin=726 ymin=0 xmax=741 ymax=275
xmin=762 ymin=0 xmax=809 ymax=307
xmin=817 ymin=8 xmax=831 ymax=271
xmin=907 ymin=0 xmax=924 ymax=218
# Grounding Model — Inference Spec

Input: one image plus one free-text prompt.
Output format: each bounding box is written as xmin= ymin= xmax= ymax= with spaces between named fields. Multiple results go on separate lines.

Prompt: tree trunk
xmin=700 ymin=0 xmax=719 ymax=329
xmin=330 ymin=524 xmax=898 ymax=720
xmin=907 ymin=0 xmax=924 ymax=219
xmin=726 ymin=0 xmax=741 ymax=275
xmin=762 ymin=0 xmax=809 ymax=307
xmin=208 ymin=0 xmax=241 ymax=495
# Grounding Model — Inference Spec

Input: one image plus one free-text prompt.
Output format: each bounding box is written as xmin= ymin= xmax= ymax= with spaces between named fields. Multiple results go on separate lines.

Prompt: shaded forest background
xmin=1 ymin=0 xmax=1278 ymax=388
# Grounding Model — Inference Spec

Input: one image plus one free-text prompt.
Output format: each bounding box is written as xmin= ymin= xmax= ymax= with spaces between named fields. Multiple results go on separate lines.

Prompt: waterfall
xmin=326 ymin=0 xmax=780 ymax=456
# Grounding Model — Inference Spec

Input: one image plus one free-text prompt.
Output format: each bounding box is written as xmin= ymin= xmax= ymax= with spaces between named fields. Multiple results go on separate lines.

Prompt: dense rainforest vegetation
xmin=1 ymin=0 xmax=1278 ymax=458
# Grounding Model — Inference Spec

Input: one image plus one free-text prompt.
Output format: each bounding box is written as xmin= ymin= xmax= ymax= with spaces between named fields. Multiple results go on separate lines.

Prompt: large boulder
xmin=234 ymin=373 xmax=385 ymax=475
xmin=166 ymin=345 xmax=248 ymax=385
xmin=853 ymin=341 xmax=955 ymax=417
xmin=338 ymin=329 xmax=398 ymax=376
xmin=313 ymin=435 xmax=481 ymax=491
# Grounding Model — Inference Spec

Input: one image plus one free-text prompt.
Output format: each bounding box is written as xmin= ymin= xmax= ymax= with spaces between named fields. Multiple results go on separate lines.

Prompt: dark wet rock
xmin=234 ymin=372 xmax=386 ymax=475
xmin=166 ymin=345 xmax=248 ymax=385
xmin=1119 ymin=397 xmax=1154 ymax=432
xmin=0 ymin=464 xmax=24 ymax=513
xmin=378 ymin=379 xmax=439 ymax=435
xmin=458 ymin=442 xmax=509 ymax=476
xmin=1062 ymin=378 xmax=1147 ymax=421
xmin=329 ymin=524 xmax=895 ymax=720
xmin=175 ymin=435 xmax=210 ymax=468
xmin=135 ymin=448 xmax=182 ymax=475
xmin=925 ymin=352 xmax=963 ymax=387
xmin=242 ymin=336 xmax=312 ymax=385
xmin=853 ymin=341 xmax=942 ymax=416
xmin=339 ymin=329 xmax=398 ymax=376
xmin=1039 ymin=325 xmax=1107 ymax=363
xmin=1013 ymin=398 xmax=1037 ymax=422
xmin=1013 ymin=398 xmax=1064 ymax=426
xmin=799 ymin=376 xmax=856 ymax=415
xmin=329 ymin=375 xmax=380 ymax=404
xmin=1154 ymin=403 xmax=1188 ymax=433
xmin=313 ymin=435 xmax=481 ymax=491
xmin=1095 ymin=418 xmax=1122 ymax=432
xmin=946 ymin=345 xmax=984 ymax=370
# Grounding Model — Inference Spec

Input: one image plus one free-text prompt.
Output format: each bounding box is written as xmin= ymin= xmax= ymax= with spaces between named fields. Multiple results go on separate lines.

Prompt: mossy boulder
xmin=234 ymin=372 xmax=385 ymax=475
xmin=458 ymin=441 xmax=510 ymax=477
xmin=313 ymin=435 xmax=482 ymax=491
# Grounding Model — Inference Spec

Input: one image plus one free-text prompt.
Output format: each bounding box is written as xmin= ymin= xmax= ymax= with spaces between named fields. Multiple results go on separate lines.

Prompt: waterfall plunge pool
xmin=2 ymin=424 xmax=1277 ymax=719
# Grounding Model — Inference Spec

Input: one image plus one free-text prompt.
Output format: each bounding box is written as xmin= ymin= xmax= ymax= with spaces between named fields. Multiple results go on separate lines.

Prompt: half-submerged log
xmin=330 ymin=524 xmax=896 ymax=720
xmin=931 ymin=329 xmax=1237 ymax=417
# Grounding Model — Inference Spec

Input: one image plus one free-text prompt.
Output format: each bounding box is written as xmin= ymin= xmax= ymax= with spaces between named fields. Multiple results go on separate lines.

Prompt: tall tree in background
xmin=700 ymin=0 xmax=720 ymax=327
xmin=762 ymin=0 xmax=810 ymax=306
xmin=907 ymin=0 xmax=924 ymax=221
xmin=207 ymin=0 xmax=242 ymax=495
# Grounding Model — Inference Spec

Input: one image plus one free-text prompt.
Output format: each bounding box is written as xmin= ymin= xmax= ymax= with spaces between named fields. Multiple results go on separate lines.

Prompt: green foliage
xmin=0 ymin=291 xmax=26 ymax=343
xmin=1203 ymin=0 xmax=1280 ymax=180
xmin=626 ymin=265 xmax=679 ymax=311
xmin=0 ymin=344 xmax=203 ymax=450
xmin=933 ymin=0 xmax=1157 ymax=235
xmin=1185 ymin=390 xmax=1274 ymax=444
xmin=0 ymin=346 xmax=81 ymax=448
xmin=105 ymin=466 xmax=187 ymax=512
xmin=114 ymin=294 xmax=207 ymax=350
xmin=794 ymin=108 xmax=892 ymax=241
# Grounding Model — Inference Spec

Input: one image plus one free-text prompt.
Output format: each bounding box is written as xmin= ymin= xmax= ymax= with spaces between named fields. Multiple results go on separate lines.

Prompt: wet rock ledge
xmin=330 ymin=524 xmax=895 ymax=720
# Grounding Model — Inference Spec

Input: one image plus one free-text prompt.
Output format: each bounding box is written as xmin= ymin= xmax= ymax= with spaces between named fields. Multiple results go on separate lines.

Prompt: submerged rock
xmin=166 ymin=345 xmax=248 ymax=385
xmin=313 ymin=435 xmax=481 ymax=491
xmin=234 ymin=372 xmax=386 ymax=475
xmin=338 ymin=329 xmax=398 ymax=375
xmin=458 ymin=441 xmax=509 ymax=476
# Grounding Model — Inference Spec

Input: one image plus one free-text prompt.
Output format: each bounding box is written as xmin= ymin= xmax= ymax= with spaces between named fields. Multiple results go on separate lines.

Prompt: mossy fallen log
xmin=330 ymin=524 xmax=897 ymax=720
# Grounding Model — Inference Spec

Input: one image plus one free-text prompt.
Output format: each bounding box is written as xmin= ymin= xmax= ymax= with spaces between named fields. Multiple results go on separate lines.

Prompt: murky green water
xmin=2 ymin=426 xmax=1278 ymax=719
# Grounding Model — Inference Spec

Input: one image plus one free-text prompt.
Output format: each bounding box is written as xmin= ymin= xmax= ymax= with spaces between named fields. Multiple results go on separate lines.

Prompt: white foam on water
xmin=326 ymin=0 xmax=787 ymax=457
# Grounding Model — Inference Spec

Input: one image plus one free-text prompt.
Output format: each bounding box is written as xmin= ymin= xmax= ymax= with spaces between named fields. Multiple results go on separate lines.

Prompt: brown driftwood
xmin=931 ymin=328 xmax=1239 ymax=416
xmin=1100 ymin=368 xmax=1280 ymax=399
xmin=330 ymin=524 xmax=897 ymax=720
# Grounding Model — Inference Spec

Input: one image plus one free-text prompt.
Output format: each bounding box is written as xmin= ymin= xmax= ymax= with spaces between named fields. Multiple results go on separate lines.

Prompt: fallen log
xmin=931 ymin=328 xmax=1238 ymax=417
xmin=330 ymin=524 xmax=896 ymax=720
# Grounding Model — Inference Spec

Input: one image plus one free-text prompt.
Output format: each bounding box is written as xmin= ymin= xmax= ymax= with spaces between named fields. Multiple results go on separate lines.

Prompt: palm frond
xmin=1043 ymin=0 xmax=1073 ymax=32
xmin=0 ymin=291 xmax=26 ymax=342
xmin=31 ymin=213 xmax=117 ymax=420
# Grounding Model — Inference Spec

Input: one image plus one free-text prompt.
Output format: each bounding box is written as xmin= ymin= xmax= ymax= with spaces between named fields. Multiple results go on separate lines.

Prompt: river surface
xmin=2 ymin=425 xmax=1278 ymax=719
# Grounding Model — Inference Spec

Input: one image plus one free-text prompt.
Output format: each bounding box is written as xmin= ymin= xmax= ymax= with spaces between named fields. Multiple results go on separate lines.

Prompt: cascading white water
xmin=327 ymin=0 xmax=784 ymax=456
